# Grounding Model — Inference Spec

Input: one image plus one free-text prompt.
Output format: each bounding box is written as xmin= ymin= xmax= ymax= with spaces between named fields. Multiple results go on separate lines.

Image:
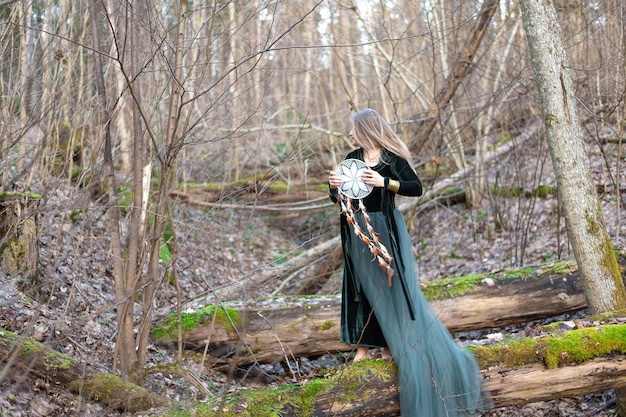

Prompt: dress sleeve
xmin=329 ymin=184 xmax=339 ymax=203
xmin=390 ymin=155 xmax=423 ymax=197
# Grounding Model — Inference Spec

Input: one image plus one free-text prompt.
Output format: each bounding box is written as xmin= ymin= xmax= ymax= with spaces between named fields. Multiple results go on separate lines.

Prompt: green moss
xmin=423 ymin=260 xmax=576 ymax=301
xmin=43 ymin=349 xmax=73 ymax=370
xmin=19 ymin=339 xmax=41 ymax=355
xmin=314 ymin=320 xmax=335 ymax=331
xmin=581 ymin=204 xmax=626 ymax=310
xmin=296 ymin=378 xmax=329 ymax=414
xmin=533 ymin=185 xmax=557 ymax=198
xmin=0 ymin=329 xmax=74 ymax=371
xmin=422 ymin=264 xmax=535 ymax=300
xmin=158 ymin=359 xmax=396 ymax=416
xmin=74 ymin=373 xmax=166 ymax=411
xmin=311 ymin=183 xmax=331 ymax=191
xmin=471 ymin=324 xmax=626 ymax=369
xmin=545 ymin=325 xmax=626 ymax=367
xmin=0 ymin=192 xmax=42 ymax=199
xmin=440 ymin=186 xmax=463 ymax=196
xmin=540 ymin=321 xmax=563 ymax=332
xmin=422 ymin=274 xmax=485 ymax=300
xmin=0 ymin=328 xmax=19 ymax=341
xmin=471 ymin=337 xmax=539 ymax=368
xmin=242 ymin=383 xmax=299 ymax=416
xmin=151 ymin=305 xmax=241 ymax=341
xmin=539 ymin=259 xmax=577 ymax=275
xmin=503 ymin=266 xmax=535 ymax=279
xmin=490 ymin=185 xmax=524 ymax=198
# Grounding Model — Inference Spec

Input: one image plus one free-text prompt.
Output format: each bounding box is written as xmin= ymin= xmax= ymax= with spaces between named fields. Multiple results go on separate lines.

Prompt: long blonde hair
xmin=352 ymin=108 xmax=415 ymax=170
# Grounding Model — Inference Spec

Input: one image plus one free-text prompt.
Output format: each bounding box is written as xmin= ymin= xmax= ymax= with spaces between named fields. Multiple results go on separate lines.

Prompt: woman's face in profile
xmin=349 ymin=128 xmax=359 ymax=147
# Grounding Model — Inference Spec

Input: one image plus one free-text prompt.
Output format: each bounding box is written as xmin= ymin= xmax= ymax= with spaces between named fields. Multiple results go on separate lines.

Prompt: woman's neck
xmin=363 ymin=147 xmax=382 ymax=165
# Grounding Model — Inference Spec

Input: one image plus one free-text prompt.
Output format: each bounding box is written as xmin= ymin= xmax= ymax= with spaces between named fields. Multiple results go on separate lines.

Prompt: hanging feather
xmin=338 ymin=193 xmax=395 ymax=286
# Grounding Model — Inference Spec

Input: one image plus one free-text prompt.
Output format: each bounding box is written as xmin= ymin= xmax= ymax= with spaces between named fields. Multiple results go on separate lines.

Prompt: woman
xmin=328 ymin=108 xmax=490 ymax=416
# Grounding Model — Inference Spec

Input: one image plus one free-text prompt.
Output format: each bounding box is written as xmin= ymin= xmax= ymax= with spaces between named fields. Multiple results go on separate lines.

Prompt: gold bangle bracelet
xmin=387 ymin=179 xmax=400 ymax=193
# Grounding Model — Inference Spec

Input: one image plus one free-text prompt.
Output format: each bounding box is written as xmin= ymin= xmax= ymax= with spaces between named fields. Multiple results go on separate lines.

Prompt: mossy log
xmin=154 ymin=257 xmax=626 ymax=366
xmin=279 ymin=356 xmax=626 ymax=416
xmin=0 ymin=328 xmax=168 ymax=412
xmin=194 ymin=324 xmax=626 ymax=416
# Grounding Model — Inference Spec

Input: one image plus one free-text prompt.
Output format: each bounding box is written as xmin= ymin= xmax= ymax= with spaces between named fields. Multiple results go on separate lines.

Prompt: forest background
xmin=0 ymin=0 xmax=625 ymax=416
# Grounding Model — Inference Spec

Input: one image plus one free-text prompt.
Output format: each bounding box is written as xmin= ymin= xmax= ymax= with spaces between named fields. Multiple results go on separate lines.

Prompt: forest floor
xmin=1 ymin=127 xmax=625 ymax=416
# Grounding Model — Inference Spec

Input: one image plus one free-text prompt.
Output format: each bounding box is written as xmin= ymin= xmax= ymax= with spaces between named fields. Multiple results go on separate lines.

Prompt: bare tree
xmin=518 ymin=0 xmax=626 ymax=314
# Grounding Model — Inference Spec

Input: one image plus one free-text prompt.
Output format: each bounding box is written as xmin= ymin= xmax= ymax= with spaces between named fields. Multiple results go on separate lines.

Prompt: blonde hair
xmin=352 ymin=108 xmax=414 ymax=170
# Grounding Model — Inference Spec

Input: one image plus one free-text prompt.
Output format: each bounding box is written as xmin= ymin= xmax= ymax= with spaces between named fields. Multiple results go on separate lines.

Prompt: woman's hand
xmin=328 ymin=171 xmax=343 ymax=188
xmin=361 ymin=169 xmax=385 ymax=188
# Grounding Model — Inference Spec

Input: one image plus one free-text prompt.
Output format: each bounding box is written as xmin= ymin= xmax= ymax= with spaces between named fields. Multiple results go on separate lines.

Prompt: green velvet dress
xmin=330 ymin=149 xmax=492 ymax=416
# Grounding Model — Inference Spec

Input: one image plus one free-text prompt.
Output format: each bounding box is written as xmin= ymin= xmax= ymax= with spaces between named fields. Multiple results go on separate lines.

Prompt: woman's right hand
xmin=328 ymin=171 xmax=343 ymax=188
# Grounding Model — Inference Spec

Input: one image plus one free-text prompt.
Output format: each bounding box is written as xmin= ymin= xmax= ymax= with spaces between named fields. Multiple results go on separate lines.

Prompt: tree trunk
xmin=0 ymin=328 xmax=167 ymax=412
xmin=156 ymin=255 xmax=626 ymax=366
xmin=0 ymin=193 xmax=39 ymax=285
xmin=518 ymin=0 xmax=626 ymax=315
xmin=113 ymin=0 xmax=148 ymax=381
xmin=509 ymin=4 xmax=626 ymax=412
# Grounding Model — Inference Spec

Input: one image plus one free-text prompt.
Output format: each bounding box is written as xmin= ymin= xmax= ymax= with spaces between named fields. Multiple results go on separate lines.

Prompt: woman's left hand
xmin=361 ymin=169 xmax=385 ymax=188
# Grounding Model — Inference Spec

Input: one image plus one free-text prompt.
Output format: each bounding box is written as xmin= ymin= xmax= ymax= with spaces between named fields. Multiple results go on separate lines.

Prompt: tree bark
xmin=0 ymin=328 xmax=168 ymax=412
xmin=156 ymin=255 xmax=626 ymax=366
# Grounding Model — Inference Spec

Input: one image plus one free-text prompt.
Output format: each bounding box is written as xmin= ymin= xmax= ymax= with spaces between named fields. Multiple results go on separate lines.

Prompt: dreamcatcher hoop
xmin=336 ymin=158 xmax=374 ymax=199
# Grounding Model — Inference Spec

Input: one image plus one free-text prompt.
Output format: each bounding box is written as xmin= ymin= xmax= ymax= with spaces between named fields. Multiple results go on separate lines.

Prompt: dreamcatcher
xmin=336 ymin=159 xmax=394 ymax=286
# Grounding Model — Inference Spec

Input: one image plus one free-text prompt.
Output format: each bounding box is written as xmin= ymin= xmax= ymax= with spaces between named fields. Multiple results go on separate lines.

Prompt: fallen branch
xmin=182 ymin=237 xmax=340 ymax=311
xmin=0 ymin=328 xmax=168 ymax=412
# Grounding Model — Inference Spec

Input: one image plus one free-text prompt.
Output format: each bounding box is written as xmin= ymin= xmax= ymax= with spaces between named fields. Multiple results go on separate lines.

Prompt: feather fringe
xmin=339 ymin=194 xmax=394 ymax=286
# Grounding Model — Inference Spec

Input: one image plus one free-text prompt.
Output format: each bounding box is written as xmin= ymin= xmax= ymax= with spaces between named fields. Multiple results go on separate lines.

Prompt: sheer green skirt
xmin=340 ymin=208 xmax=492 ymax=416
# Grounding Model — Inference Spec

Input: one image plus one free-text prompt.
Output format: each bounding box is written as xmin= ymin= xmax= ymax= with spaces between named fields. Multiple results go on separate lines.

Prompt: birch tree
xmin=518 ymin=0 xmax=626 ymax=314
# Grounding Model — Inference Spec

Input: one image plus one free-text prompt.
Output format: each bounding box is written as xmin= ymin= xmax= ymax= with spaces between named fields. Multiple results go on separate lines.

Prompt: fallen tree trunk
xmin=302 ymin=356 xmax=626 ymax=416
xmin=192 ymin=323 xmax=626 ymax=416
xmin=0 ymin=328 xmax=168 ymax=412
xmin=484 ymin=356 xmax=626 ymax=407
xmin=154 ymin=256 xmax=626 ymax=366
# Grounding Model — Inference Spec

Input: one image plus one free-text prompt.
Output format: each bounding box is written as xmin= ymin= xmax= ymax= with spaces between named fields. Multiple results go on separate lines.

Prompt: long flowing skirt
xmin=341 ymin=208 xmax=491 ymax=416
